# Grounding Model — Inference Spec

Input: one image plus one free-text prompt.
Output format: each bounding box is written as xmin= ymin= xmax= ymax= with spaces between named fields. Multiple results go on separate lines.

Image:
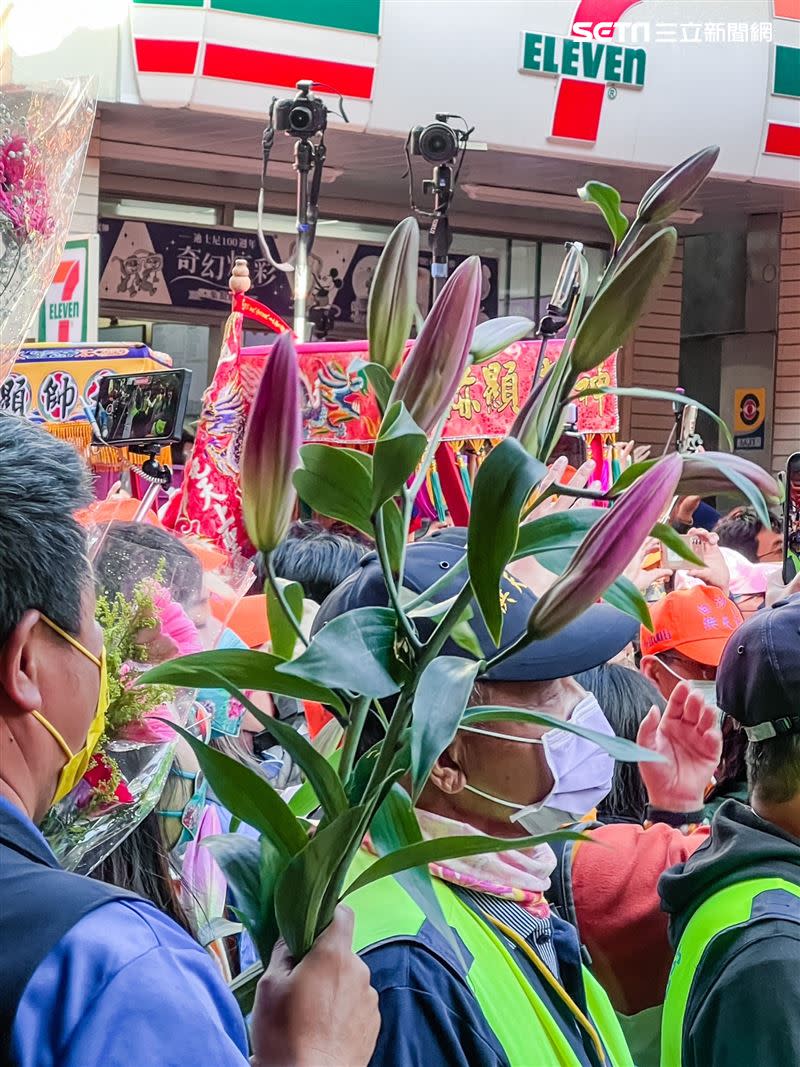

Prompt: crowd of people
xmin=1 ymin=412 xmax=798 ymax=1067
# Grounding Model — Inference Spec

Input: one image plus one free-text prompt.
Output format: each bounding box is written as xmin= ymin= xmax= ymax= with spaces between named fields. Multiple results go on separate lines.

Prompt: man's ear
xmin=0 ymin=611 xmax=45 ymax=713
xmin=641 ymin=655 xmax=667 ymax=694
xmin=428 ymin=735 xmax=468 ymax=796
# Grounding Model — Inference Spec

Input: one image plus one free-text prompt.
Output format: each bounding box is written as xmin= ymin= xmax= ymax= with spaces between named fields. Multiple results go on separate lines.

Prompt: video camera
xmin=273 ymin=81 xmax=329 ymax=139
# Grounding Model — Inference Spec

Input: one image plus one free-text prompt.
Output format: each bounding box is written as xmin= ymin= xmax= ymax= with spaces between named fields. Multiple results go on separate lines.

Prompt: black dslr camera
xmin=273 ymin=80 xmax=328 ymax=138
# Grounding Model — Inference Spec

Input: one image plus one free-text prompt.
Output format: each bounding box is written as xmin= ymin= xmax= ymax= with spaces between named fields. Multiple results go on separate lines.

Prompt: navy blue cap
xmin=718 ymin=592 xmax=800 ymax=741
xmin=313 ymin=529 xmax=639 ymax=682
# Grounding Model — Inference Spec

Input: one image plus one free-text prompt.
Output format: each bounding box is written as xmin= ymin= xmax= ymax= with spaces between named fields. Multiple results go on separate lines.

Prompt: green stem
xmin=402 ymin=554 xmax=468 ymax=611
xmin=374 ymin=509 xmax=421 ymax=651
xmin=339 ymin=695 xmax=369 ymax=784
xmin=422 ymin=579 xmax=476 ymax=669
xmin=266 ymin=554 xmax=308 ymax=648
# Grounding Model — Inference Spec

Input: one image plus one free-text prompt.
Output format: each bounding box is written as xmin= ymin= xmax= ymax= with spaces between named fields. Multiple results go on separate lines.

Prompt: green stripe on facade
xmin=209 ymin=0 xmax=380 ymax=35
xmin=133 ymin=0 xmax=205 ymax=8
xmin=774 ymin=45 xmax=800 ymax=98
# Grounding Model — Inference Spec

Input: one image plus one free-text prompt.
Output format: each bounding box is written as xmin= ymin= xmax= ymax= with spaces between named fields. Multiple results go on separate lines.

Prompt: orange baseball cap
xmin=640 ymin=586 xmax=744 ymax=667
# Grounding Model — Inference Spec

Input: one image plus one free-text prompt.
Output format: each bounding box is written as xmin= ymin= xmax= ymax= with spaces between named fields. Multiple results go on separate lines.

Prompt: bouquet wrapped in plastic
xmin=43 ymin=525 xmax=202 ymax=874
xmin=0 ymin=77 xmax=95 ymax=383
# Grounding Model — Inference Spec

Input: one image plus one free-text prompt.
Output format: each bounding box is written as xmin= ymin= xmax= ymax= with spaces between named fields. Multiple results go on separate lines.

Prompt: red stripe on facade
xmin=765 ymin=122 xmax=800 ymax=157
xmin=135 ymin=38 xmax=200 ymax=75
xmin=552 ymin=79 xmax=605 ymax=141
xmin=773 ymin=0 xmax=800 ymax=19
xmin=202 ymin=43 xmax=374 ymax=98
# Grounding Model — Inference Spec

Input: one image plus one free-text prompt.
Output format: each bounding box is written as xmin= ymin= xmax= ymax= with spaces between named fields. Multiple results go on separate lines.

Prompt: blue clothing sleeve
xmin=13 ymin=898 xmax=249 ymax=1067
xmin=363 ymin=941 xmax=510 ymax=1067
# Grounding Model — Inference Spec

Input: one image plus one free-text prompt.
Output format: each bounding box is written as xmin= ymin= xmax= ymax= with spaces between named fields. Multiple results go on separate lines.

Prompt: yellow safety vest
xmin=346 ymin=849 xmax=633 ymax=1067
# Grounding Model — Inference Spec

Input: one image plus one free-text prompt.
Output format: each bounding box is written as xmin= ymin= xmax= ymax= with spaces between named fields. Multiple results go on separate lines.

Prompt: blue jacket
xmin=2 ymin=797 xmax=248 ymax=1067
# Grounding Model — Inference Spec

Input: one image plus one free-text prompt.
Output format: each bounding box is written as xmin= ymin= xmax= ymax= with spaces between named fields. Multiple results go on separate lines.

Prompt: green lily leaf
xmin=237 ymin=697 xmax=349 ymax=822
xmin=470 ymin=316 xmax=533 ymax=363
xmin=450 ymin=614 xmax=484 ymax=660
xmin=411 ymin=656 xmax=481 ymax=800
xmin=580 ymin=387 xmax=733 ymax=450
xmin=344 ymin=829 xmax=586 ymax=898
xmin=230 ymin=961 xmax=264 ymax=1013
xmin=141 ymin=649 xmax=346 ymax=717
xmin=651 ymin=522 xmax=703 ymax=566
xmin=275 ymin=806 xmax=367 ymax=959
xmin=361 ymin=361 xmax=396 ymax=415
xmin=265 ymin=579 xmax=303 ymax=661
xmin=468 ymin=437 xmax=547 ymax=643
xmin=289 ymin=749 xmax=343 ymax=818
xmin=165 ymin=722 xmax=308 ymax=855
xmin=370 ymin=783 xmax=465 ymax=967
xmin=279 ymin=607 xmax=406 ymax=699
xmin=569 ymin=228 xmax=677 ymax=374
xmin=367 ymin=216 xmax=419 ymax=373
xmin=371 ymin=402 xmax=427 ymax=513
xmin=203 ymin=834 xmax=285 ymax=963
xmin=461 ymin=707 xmax=667 ymax=762
xmin=577 ymin=181 xmax=629 ymax=244
xmin=347 ymin=739 xmax=411 ymax=806
xmin=601 ymin=574 xmax=653 ymax=631
xmin=293 ymin=444 xmax=374 ymax=535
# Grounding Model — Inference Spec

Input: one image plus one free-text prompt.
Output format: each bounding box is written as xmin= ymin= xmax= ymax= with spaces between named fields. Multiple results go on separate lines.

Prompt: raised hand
xmin=637 ymin=681 xmax=722 ymax=813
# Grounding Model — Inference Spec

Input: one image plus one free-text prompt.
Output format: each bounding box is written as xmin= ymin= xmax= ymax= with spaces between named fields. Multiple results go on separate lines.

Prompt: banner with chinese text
xmin=239 ymin=338 xmax=618 ymax=445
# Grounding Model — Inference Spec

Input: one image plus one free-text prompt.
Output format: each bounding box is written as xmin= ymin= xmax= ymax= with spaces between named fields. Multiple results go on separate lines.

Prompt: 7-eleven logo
xmin=521 ymin=0 xmax=645 ymax=144
xmin=40 ymin=256 xmax=85 ymax=342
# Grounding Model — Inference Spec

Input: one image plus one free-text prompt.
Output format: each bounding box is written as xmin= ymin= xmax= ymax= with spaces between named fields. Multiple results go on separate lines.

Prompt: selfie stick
xmin=533 ymin=242 xmax=584 ymax=383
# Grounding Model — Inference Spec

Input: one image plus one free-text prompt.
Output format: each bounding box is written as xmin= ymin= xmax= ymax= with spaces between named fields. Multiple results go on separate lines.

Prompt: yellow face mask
xmin=31 ymin=617 xmax=108 ymax=805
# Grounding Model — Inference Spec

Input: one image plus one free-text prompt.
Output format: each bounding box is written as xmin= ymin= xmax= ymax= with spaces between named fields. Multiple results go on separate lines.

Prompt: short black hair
xmin=747 ymin=735 xmax=800 ymax=805
xmin=714 ymin=506 xmax=782 ymax=563
xmin=268 ymin=521 xmax=370 ymax=605
xmin=93 ymin=521 xmax=203 ymax=608
xmin=576 ymin=663 xmax=665 ymax=824
xmin=0 ymin=415 xmax=92 ymax=644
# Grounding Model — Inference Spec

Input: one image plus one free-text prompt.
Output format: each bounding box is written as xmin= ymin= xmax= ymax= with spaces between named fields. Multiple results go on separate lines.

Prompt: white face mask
xmin=460 ymin=694 xmax=615 ymax=834
xmin=657 ymin=657 xmax=721 ymax=721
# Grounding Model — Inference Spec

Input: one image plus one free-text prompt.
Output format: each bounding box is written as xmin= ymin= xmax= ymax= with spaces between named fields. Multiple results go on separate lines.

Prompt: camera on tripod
xmin=273 ymin=80 xmax=328 ymax=138
xmin=411 ymin=119 xmax=460 ymax=164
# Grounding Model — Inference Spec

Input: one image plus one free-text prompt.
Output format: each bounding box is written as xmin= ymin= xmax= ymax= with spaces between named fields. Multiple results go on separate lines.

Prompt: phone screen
xmin=784 ymin=452 xmax=800 ymax=585
xmin=93 ymin=369 xmax=191 ymax=448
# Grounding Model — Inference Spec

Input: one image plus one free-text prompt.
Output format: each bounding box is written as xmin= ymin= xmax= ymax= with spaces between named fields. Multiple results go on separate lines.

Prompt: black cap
xmin=717 ymin=593 xmax=800 ymax=741
xmin=313 ymin=529 xmax=638 ymax=682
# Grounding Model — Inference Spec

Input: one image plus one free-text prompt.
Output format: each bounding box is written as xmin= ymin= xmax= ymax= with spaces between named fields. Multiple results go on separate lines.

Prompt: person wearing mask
xmin=0 ymin=414 xmax=379 ymax=1067
xmin=713 ymin=504 xmax=784 ymax=564
xmin=314 ymin=532 xmax=717 ymax=1067
xmin=639 ymin=586 xmax=742 ymax=705
xmin=660 ymin=592 xmax=800 ymax=1067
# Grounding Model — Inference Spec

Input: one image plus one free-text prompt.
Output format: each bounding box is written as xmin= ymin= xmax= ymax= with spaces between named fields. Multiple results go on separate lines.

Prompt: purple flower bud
xmin=241 ymin=331 xmax=302 ymax=553
xmin=527 ymin=452 xmax=683 ymax=638
xmin=636 ymin=146 xmax=719 ymax=225
xmin=389 ymin=256 xmax=482 ymax=434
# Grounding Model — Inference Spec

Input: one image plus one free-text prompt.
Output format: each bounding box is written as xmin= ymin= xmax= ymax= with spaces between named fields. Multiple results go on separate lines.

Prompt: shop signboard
xmin=98 ymin=218 xmax=499 ymax=326
xmin=37 ymin=235 xmax=99 ymax=344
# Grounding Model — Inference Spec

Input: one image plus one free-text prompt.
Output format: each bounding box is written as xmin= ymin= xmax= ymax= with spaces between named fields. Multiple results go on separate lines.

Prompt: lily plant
xmin=143 ymin=145 xmax=778 ymax=1007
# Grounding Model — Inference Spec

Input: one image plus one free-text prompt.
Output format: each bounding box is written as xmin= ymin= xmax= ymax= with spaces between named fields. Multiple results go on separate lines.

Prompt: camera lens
xmin=418 ymin=123 xmax=458 ymax=164
xmin=289 ymin=104 xmax=314 ymax=131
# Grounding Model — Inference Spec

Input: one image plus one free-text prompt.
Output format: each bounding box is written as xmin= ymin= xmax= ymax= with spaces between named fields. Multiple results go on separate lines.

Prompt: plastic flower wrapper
xmin=42 ymin=534 xmax=201 ymax=874
xmin=0 ymin=78 xmax=95 ymax=383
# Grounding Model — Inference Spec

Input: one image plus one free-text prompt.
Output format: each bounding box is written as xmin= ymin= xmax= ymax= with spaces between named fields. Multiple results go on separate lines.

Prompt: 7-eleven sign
xmin=38 ymin=236 xmax=99 ymax=343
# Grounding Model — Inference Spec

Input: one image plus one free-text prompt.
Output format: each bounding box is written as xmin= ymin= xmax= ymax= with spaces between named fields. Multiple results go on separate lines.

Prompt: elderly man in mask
xmin=313 ymin=530 xmax=698 ymax=1067
xmin=0 ymin=415 xmax=378 ymax=1067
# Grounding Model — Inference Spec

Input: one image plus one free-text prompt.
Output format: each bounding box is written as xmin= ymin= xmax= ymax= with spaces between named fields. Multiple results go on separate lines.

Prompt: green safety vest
xmin=661 ymin=877 xmax=800 ymax=1067
xmin=346 ymin=850 xmax=633 ymax=1067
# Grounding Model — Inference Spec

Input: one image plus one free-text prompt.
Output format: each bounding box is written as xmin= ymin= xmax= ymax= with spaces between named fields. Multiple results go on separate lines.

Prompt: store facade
xmin=9 ymin=0 xmax=800 ymax=467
